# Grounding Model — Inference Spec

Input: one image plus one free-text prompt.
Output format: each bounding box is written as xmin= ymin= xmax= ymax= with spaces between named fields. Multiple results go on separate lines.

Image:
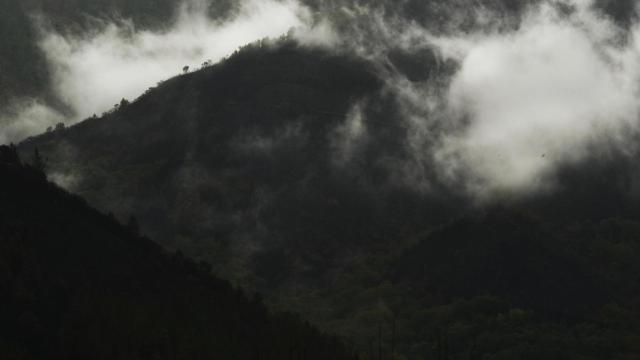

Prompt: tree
xmin=32 ymin=147 xmax=46 ymax=174
xmin=182 ymin=65 xmax=190 ymax=73
xmin=126 ymin=215 xmax=140 ymax=236
xmin=0 ymin=144 xmax=20 ymax=165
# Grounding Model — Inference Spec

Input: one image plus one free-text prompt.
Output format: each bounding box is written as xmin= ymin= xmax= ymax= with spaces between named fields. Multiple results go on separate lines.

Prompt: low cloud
xmin=0 ymin=99 xmax=64 ymax=145
xmin=2 ymin=0 xmax=331 ymax=144
xmin=339 ymin=0 xmax=640 ymax=199
xmin=434 ymin=0 xmax=640 ymax=198
xmin=5 ymin=0 xmax=640 ymax=202
xmin=40 ymin=0 xmax=314 ymax=120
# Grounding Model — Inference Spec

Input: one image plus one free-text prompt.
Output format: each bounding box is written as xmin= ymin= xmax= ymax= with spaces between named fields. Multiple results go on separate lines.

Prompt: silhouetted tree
xmin=126 ymin=215 xmax=140 ymax=236
xmin=32 ymin=147 xmax=46 ymax=174
xmin=0 ymin=144 xmax=20 ymax=165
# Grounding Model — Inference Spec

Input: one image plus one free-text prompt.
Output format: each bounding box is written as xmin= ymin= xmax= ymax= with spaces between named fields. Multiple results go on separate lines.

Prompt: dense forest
xmin=4 ymin=0 xmax=640 ymax=359
xmin=0 ymin=145 xmax=355 ymax=360
xmin=18 ymin=39 xmax=640 ymax=359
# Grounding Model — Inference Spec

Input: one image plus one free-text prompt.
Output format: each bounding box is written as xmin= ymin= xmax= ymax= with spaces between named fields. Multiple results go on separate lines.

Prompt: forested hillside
xmin=19 ymin=38 xmax=640 ymax=358
xmin=0 ymin=144 xmax=355 ymax=360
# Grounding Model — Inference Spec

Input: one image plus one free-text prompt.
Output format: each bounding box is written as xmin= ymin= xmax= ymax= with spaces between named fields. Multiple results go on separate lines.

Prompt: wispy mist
xmin=5 ymin=0 xmax=640 ymax=201
xmin=0 ymin=99 xmax=64 ymax=145
xmin=1 ymin=0 xmax=328 ymax=144
xmin=437 ymin=0 xmax=640 ymax=197
xmin=333 ymin=0 xmax=640 ymax=199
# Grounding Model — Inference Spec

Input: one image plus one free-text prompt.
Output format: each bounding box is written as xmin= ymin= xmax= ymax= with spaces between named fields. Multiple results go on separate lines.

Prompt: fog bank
xmin=341 ymin=0 xmax=640 ymax=198
xmin=437 ymin=0 xmax=640 ymax=197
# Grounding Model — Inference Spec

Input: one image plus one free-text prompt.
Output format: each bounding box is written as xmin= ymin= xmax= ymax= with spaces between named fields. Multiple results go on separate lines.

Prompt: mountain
xmin=18 ymin=39 xmax=399 ymax=283
xmin=7 ymin=0 xmax=640 ymax=358
xmin=18 ymin=38 xmax=640 ymax=359
xmin=0 ymin=144 xmax=355 ymax=360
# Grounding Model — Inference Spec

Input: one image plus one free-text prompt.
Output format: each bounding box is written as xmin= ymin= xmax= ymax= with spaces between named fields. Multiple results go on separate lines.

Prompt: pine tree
xmin=126 ymin=215 xmax=140 ymax=236
xmin=32 ymin=148 xmax=46 ymax=174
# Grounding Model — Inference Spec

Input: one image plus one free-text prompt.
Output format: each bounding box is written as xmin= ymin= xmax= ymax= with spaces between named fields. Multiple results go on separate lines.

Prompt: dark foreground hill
xmin=0 ymin=145 xmax=355 ymax=360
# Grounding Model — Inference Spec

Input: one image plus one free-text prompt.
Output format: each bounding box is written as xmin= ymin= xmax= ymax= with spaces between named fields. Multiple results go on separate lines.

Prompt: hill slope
xmin=0 ymin=145 xmax=355 ymax=360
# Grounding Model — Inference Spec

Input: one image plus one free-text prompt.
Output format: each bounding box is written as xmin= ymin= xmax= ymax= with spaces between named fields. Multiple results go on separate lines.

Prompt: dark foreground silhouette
xmin=0 ymin=145 xmax=355 ymax=360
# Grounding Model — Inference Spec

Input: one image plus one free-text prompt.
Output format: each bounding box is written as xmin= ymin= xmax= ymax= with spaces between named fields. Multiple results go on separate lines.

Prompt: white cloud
xmin=1 ymin=0 xmax=331 ymax=144
xmin=433 ymin=0 xmax=640 ymax=197
xmin=0 ymin=99 xmax=64 ymax=145
xmin=40 ymin=0 xmax=312 ymax=120
xmin=351 ymin=0 xmax=640 ymax=198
